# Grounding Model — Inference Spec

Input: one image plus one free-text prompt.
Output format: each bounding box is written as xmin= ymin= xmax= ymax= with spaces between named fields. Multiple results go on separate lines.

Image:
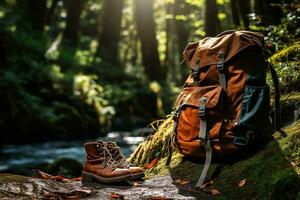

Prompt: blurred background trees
xmin=0 ymin=0 xmax=299 ymax=144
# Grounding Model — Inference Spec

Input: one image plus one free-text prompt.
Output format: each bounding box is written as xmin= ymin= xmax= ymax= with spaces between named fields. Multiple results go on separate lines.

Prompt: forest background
xmin=0 ymin=0 xmax=299 ymax=145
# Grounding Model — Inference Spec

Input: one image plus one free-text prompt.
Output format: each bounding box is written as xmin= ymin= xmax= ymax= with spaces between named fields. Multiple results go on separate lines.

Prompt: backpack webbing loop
xmin=199 ymin=97 xmax=207 ymax=141
xmin=217 ymin=51 xmax=227 ymax=91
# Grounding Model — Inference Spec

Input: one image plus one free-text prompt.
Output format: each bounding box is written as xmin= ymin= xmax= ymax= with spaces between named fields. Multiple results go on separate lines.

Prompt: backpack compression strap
xmin=267 ymin=61 xmax=281 ymax=131
xmin=195 ymin=96 xmax=212 ymax=187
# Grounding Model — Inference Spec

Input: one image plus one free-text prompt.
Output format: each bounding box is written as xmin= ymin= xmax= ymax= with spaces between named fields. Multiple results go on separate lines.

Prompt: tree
xmin=96 ymin=0 xmax=124 ymax=65
xmin=174 ymin=0 xmax=191 ymax=83
xmin=237 ymin=0 xmax=250 ymax=29
xmin=164 ymin=1 xmax=176 ymax=78
xmin=25 ymin=0 xmax=47 ymax=31
xmin=63 ymin=0 xmax=84 ymax=47
xmin=230 ymin=0 xmax=240 ymax=27
xmin=204 ymin=0 xmax=221 ymax=36
xmin=256 ymin=0 xmax=282 ymax=25
xmin=135 ymin=0 xmax=164 ymax=81
xmin=46 ymin=0 xmax=60 ymax=26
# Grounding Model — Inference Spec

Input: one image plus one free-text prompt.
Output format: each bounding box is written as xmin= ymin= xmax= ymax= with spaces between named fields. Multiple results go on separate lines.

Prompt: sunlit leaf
xmin=111 ymin=192 xmax=124 ymax=199
xmin=210 ymin=188 xmax=221 ymax=196
xmin=144 ymin=158 xmax=159 ymax=170
xmin=239 ymin=178 xmax=247 ymax=187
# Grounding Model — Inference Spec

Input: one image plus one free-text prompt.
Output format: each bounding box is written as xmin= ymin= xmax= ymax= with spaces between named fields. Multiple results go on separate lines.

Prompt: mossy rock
xmin=268 ymin=42 xmax=300 ymax=93
xmin=269 ymin=41 xmax=300 ymax=63
xmin=280 ymin=92 xmax=300 ymax=125
xmin=129 ymin=118 xmax=300 ymax=199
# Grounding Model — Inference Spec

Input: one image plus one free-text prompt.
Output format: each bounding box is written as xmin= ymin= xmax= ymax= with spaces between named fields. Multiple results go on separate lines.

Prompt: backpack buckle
xmin=198 ymin=105 xmax=206 ymax=119
xmin=233 ymin=136 xmax=248 ymax=146
xmin=198 ymin=97 xmax=207 ymax=120
xmin=191 ymin=66 xmax=200 ymax=81
xmin=217 ymin=51 xmax=224 ymax=71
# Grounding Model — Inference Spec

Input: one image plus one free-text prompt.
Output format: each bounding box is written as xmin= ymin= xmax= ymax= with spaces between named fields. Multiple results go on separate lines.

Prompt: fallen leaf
xmin=49 ymin=175 xmax=70 ymax=182
xmin=210 ymin=188 xmax=221 ymax=196
xmin=174 ymin=178 xmax=190 ymax=185
xmin=32 ymin=169 xmax=81 ymax=183
xmin=71 ymin=177 xmax=82 ymax=181
xmin=32 ymin=169 xmax=52 ymax=179
xmin=111 ymin=192 xmax=124 ymax=199
xmin=132 ymin=181 xmax=141 ymax=187
xmin=200 ymin=179 xmax=214 ymax=189
xmin=144 ymin=157 xmax=159 ymax=170
xmin=239 ymin=178 xmax=247 ymax=187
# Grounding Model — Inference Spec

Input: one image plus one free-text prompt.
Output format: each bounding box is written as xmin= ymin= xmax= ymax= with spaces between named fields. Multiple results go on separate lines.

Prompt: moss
xmin=268 ymin=43 xmax=300 ymax=93
xmin=0 ymin=173 xmax=29 ymax=183
xmin=129 ymin=116 xmax=300 ymax=199
xmin=269 ymin=41 xmax=300 ymax=63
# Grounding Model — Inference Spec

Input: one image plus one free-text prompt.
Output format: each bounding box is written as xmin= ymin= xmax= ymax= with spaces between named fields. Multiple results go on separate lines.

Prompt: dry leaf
xmin=174 ymin=178 xmax=190 ymax=185
xmin=200 ymin=179 xmax=214 ymax=189
xmin=239 ymin=178 xmax=247 ymax=187
xmin=210 ymin=188 xmax=221 ymax=196
xmin=132 ymin=181 xmax=140 ymax=187
xmin=111 ymin=192 xmax=124 ymax=199
xmin=144 ymin=158 xmax=159 ymax=170
xmin=70 ymin=177 xmax=82 ymax=181
xmin=32 ymin=169 xmax=52 ymax=179
xmin=32 ymin=169 xmax=81 ymax=183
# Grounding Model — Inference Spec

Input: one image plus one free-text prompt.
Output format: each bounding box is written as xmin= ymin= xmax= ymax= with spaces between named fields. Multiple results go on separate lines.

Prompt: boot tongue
xmin=85 ymin=142 xmax=104 ymax=160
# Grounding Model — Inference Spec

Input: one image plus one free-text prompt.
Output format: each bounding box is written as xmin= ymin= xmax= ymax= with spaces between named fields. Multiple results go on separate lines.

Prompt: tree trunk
xmin=261 ymin=0 xmax=282 ymax=25
xmin=174 ymin=0 xmax=190 ymax=83
xmin=63 ymin=0 xmax=84 ymax=47
xmin=26 ymin=0 xmax=47 ymax=31
xmin=230 ymin=0 xmax=240 ymax=27
xmin=135 ymin=0 xmax=164 ymax=81
xmin=46 ymin=0 xmax=60 ymax=26
xmin=96 ymin=0 xmax=124 ymax=65
xmin=237 ymin=0 xmax=250 ymax=30
xmin=164 ymin=2 xmax=176 ymax=80
xmin=204 ymin=0 xmax=221 ymax=37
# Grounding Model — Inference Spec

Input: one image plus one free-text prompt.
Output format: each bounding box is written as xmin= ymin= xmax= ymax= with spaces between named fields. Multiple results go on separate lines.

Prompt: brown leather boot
xmin=102 ymin=141 xmax=144 ymax=178
xmin=82 ymin=142 xmax=136 ymax=183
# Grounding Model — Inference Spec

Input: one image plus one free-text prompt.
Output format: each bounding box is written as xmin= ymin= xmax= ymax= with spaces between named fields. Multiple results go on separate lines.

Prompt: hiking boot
xmin=103 ymin=141 xmax=144 ymax=178
xmin=82 ymin=142 xmax=136 ymax=183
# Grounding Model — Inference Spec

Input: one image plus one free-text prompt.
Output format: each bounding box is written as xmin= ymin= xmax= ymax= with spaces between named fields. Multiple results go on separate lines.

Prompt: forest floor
xmin=0 ymin=117 xmax=299 ymax=199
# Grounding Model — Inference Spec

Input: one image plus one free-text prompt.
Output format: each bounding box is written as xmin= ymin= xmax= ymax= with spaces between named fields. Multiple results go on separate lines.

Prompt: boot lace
xmin=111 ymin=147 xmax=134 ymax=167
xmin=96 ymin=145 xmax=119 ymax=169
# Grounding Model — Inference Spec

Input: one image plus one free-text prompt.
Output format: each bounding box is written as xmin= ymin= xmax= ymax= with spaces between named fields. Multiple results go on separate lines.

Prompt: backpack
xmin=166 ymin=30 xmax=281 ymax=187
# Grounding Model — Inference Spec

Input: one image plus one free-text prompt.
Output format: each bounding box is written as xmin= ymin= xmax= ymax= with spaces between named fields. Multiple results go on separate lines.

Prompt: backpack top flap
xmin=183 ymin=31 xmax=264 ymax=69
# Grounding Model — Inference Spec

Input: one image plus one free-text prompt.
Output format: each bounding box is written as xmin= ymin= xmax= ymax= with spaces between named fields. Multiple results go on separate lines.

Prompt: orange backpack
xmin=166 ymin=30 xmax=281 ymax=187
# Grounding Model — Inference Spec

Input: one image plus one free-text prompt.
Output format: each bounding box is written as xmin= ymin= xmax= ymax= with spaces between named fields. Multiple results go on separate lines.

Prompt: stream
xmin=0 ymin=131 xmax=149 ymax=176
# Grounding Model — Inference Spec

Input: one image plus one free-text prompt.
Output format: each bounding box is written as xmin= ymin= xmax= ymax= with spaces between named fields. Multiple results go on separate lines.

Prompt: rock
xmin=0 ymin=174 xmax=204 ymax=199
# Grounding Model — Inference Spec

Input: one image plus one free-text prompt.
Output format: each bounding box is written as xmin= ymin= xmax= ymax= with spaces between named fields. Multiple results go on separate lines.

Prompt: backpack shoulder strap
xmin=267 ymin=61 xmax=281 ymax=131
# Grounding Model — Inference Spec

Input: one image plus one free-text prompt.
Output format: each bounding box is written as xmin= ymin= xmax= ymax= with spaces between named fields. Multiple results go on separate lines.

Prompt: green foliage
xmin=264 ymin=3 xmax=300 ymax=54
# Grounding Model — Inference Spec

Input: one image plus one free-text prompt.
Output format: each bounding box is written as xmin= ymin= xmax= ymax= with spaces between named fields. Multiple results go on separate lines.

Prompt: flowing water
xmin=0 ymin=131 xmax=148 ymax=176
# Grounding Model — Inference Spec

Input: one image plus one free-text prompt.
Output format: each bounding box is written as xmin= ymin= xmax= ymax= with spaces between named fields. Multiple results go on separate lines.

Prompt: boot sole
xmin=131 ymin=172 xmax=145 ymax=180
xmin=82 ymin=171 xmax=143 ymax=183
